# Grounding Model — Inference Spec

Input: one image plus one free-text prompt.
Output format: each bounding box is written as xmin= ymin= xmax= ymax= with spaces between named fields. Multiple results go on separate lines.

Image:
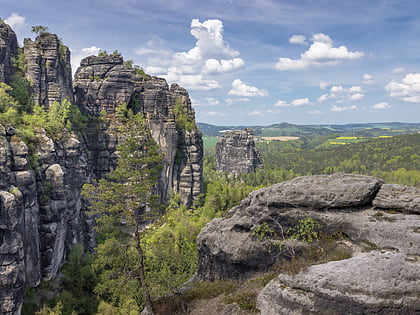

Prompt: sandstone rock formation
xmin=0 ymin=126 xmax=93 ymax=315
xmin=74 ymin=55 xmax=202 ymax=205
xmin=216 ymin=128 xmax=263 ymax=174
xmin=0 ymin=23 xmax=203 ymax=314
xmin=0 ymin=20 xmax=18 ymax=84
xmin=23 ymin=32 xmax=74 ymax=108
xmin=196 ymin=173 xmax=420 ymax=314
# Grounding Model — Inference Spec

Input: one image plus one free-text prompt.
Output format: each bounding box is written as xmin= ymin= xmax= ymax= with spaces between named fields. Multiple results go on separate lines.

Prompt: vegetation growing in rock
xmin=174 ymin=98 xmax=197 ymax=132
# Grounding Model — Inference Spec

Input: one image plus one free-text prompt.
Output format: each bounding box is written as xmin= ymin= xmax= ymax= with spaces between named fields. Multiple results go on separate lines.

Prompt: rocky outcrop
xmin=373 ymin=183 xmax=420 ymax=214
xmin=216 ymin=129 xmax=262 ymax=174
xmin=74 ymin=55 xmax=203 ymax=205
xmin=0 ymin=125 xmax=93 ymax=315
xmin=196 ymin=173 xmax=420 ymax=314
xmin=0 ymin=23 xmax=203 ymax=314
xmin=23 ymin=33 xmax=74 ymax=108
xmin=0 ymin=20 xmax=18 ymax=84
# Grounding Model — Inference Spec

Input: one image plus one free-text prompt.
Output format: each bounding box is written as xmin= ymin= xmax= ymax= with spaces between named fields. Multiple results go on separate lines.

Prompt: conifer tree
xmin=83 ymin=109 xmax=163 ymax=314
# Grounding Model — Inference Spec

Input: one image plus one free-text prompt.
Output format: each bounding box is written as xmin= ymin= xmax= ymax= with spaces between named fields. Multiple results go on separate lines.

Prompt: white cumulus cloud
xmin=202 ymin=58 xmax=244 ymax=74
xmin=289 ymin=35 xmax=308 ymax=45
xmin=5 ymin=13 xmax=27 ymax=43
xmin=363 ymin=73 xmax=373 ymax=84
xmin=318 ymin=85 xmax=364 ymax=103
xmin=373 ymin=102 xmax=391 ymax=109
xmin=135 ymin=19 xmax=244 ymax=90
xmin=71 ymin=46 xmax=102 ymax=75
xmin=228 ymin=79 xmax=268 ymax=97
xmin=249 ymin=110 xmax=262 ymax=116
xmin=275 ymin=33 xmax=364 ymax=71
xmin=331 ymin=104 xmax=358 ymax=112
xmin=274 ymin=98 xmax=312 ymax=107
xmin=385 ymin=73 xmax=420 ymax=103
xmin=5 ymin=13 xmax=27 ymax=33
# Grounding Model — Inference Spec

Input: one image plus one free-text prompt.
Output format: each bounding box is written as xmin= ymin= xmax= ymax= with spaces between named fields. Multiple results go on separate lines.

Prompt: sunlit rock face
xmin=196 ymin=173 xmax=420 ymax=314
xmin=73 ymin=55 xmax=203 ymax=206
xmin=216 ymin=128 xmax=263 ymax=174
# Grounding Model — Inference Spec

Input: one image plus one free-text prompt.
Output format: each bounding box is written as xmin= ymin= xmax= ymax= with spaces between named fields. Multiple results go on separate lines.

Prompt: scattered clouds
xmin=228 ymin=79 xmax=268 ymax=97
xmin=249 ymin=110 xmax=262 ymax=116
xmin=275 ymin=98 xmax=312 ymax=107
xmin=289 ymin=35 xmax=308 ymax=45
xmin=275 ymin=33 xmax=364 ymax=71
xmin=205 ymin=97 xmax=220 ymax=106
xmin=206 ymin=111 xmax=227 ymax=117
xmin=373 ymin=102 xmax=391 ymax=109
xmin=202 ymin=58 xmax=244 ymax=74
xmin=331 ymin=104 xmax=358 ymax=112
xmin=137 ymin=19 xmax=244 ymax=90
xmin=392 ymin=67 xmax=405 ymax=74
xmin=363 ymin=73 xmax=373 ymax=84
xmin=308 ymin=110 xmax=325 ymax=115
xmin=320 ymin=81 xmax=329 ymax=90
xmin=318 ymin=85 xmax=364 ymax=103
xmin=5 ymin=13 xmax=27 ymax=43
xmin=71 ymin=46 xmax=102 ymax=75
xmin=225 ymin=98 xmax=250 ymax=105
xmin=386 ymin=73 xmax=420 ymax=103
xmin=5 ymin=13 xmax=27 ymax=32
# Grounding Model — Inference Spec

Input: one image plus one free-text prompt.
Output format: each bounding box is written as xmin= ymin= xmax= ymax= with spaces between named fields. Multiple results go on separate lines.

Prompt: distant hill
xmin=198 ymin=122 xmax=420 ymax=137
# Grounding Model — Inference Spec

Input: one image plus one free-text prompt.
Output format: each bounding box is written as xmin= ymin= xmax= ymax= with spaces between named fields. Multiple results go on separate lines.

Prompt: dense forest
xmin=21 ymin=128 xmax=420 ymax=314
xmin=2 ymin=46 xmax=418 ymax=313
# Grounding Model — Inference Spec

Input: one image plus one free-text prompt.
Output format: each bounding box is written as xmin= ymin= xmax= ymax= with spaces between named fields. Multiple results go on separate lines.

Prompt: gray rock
xmin=196 ymin=173 xmax=420 ymax=313
xmin=73 ymin=55 xmax=203 ymax=206
xmin=23 ymin=32 xmax=74 ymax=108
xmin=373 ymin=184 xmax=420 ymax=214
xmin=258 ymin=249 xmax=420 ymax=314
xmin=0 ymin=20 xmax=18 ymax=84
xmin=216 ymin=129 xmax=263 ymax=174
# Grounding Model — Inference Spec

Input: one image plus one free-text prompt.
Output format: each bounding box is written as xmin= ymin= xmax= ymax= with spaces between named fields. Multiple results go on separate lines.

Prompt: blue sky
xmin=2 ymin=0 xmax=420 ymax=125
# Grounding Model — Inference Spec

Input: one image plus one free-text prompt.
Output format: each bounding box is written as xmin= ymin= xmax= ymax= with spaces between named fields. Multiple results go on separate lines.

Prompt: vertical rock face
xmin=0 ymin=125 xmax=92 ymax=314
xmin=23 ymin=33 xmax=74 ymax=108
xmin=216 ymin=128 xmax=263 ymax=174
xmin=0 ymin=20 xmax=18 ymax=85
xmin=74 ymin=55 xmax=203 ymax=205
xmin=0 ymin=25 xmax=202 ymax=314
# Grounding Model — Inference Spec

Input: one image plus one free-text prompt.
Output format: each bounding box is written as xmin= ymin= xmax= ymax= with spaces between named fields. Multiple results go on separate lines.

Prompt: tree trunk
xmin=132 ymin=212 xmax=154 ymax=314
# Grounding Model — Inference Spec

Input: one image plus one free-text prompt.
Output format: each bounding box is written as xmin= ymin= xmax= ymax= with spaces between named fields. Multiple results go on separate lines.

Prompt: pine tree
xmin=83 ymin=110 xmax=163 ymax=314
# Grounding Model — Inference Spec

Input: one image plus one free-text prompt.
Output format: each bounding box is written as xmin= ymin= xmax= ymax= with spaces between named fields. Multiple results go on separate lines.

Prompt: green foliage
xmin=83 ymin=111 xmax=163 ymax=312
xmin=55 ymin=243 xmax=98 ymax=315
xmin=98 ymin=50 xmax=108 ymax=56
xmin=31 ymin=25 xmax=49 ymax=35
xmin=35 ymin=301 xmax=64 ymax=315
xmin=173 ymin=98 xmax=196 ymax=132
xmin=252 ymin=222 xmax=275 ymax=240
xmin=288 ymin=215 xmax=320 ymax=243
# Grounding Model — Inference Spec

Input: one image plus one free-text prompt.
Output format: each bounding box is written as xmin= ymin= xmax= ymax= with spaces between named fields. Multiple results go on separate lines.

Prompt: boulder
xmin=196 ymin=173 xmax=420 ymax=313
xmin=373 ymin=184 xmax=420 ymax=214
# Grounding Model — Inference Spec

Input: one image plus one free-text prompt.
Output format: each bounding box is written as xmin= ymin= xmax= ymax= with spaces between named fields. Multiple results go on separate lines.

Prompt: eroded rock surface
xmin=23 ymin=32 xmax=74 ymax=108
xmin=196 ymin=173 xmax=420 ymax=314
xmin=216 ymin=129 xmax=263 ymax=174
xmin=0 ymin=20 xmax=18 ymax=84
xmin=74 ymin=55 xmax=202 ymax=205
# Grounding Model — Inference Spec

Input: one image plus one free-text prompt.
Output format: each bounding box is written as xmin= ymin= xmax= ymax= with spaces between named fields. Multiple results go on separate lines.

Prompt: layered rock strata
xmin=74 ymin=55 xmax=202 ymax=205
xmin=23 ymin=32 xmax=74 ymax=108
xmin=0 ymin=20 xmax=18 ymax=84
xmin=216 ymin=128 xmax=263 ymax=174
xmin=0 ymin=125 xmax=92 ymax=315
xmin=196 ymin=173 xmax=420 ymax=314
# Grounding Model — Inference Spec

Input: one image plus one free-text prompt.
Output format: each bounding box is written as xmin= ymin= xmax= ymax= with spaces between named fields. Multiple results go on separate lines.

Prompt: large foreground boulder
xmin=196 ymin=173 xmax=420 ymax=314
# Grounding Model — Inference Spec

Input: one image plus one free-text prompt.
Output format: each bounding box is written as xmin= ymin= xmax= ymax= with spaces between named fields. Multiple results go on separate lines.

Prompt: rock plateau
xmin=197 ymin=173 xmax=420 ymax=314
